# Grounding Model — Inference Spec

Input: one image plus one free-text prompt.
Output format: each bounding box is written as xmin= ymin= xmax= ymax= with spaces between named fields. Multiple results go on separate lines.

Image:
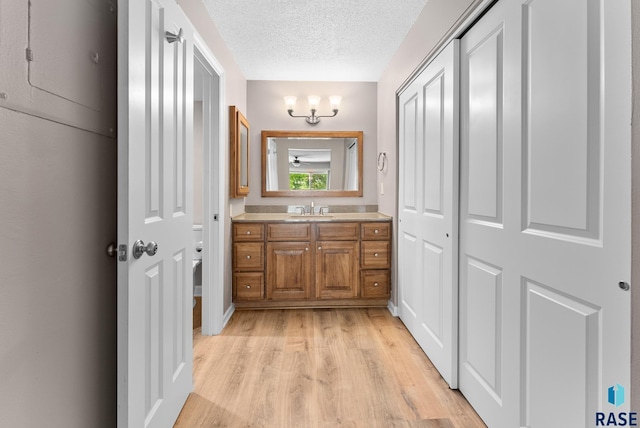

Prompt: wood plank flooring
xmin=175 ymin=308 xmax=486 ymax=428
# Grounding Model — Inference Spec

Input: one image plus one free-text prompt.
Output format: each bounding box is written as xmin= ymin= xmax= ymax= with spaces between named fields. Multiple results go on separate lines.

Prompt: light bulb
xmin=307 ymin=95 xmax=321 ymax=110
xmin=283 ymin=96 xmax=297 ymax=111
xmin=329 ymin=95 xmax=342 ymax=110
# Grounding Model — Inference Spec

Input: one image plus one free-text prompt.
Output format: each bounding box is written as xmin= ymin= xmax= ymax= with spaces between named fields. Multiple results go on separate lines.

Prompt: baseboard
xmin=222 ymin=304 xmax=235 ymax=329
xmin=387 ymin=300 xmax=399 ymax=317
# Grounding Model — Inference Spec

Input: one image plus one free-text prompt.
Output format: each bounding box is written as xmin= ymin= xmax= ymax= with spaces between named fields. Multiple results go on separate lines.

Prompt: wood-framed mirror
xmin=230 ymin=106 xmax=250 ymax=198
xmin=261 ymin=130 xmax=363 ymax=197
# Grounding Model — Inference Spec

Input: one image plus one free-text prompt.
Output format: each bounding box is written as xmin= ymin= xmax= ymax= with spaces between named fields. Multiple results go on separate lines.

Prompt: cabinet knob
xmin=246 ymin=231 xmax=251 ymax=235
xmin=305 ymin=247 xmax=309 ymax=251
xmin=374 ymin=282 xmax=379 ymax=287
xmin=246 ymin=255 xmax=251 ymax=259
xmin=245 ymin=285 xmax=251 ymax=289
xmin=374 ymin=253 xmax=379 ymax=257
xmin=318 ymin=246 xmax=322 ymax=250
xmin=374 ymin=229 xmax=379 ymax=234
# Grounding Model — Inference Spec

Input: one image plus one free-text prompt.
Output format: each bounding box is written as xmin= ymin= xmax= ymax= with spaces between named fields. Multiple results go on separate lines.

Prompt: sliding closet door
xmin=458 ymin=1 xmax=631 ymax=427
xmin=398 ymin=41 xmax=459 ymax=388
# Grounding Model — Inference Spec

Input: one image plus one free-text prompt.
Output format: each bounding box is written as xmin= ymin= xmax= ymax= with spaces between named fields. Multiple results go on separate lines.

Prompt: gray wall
xmin=0 ymin=109 xmax=117 ymax=426
xmin=246 ymin=80 xmax=378 ymax=207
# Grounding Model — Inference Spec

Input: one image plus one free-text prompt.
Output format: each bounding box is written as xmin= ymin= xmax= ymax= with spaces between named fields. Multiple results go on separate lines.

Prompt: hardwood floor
xmin=175 ymin=308 xmax=486 ymax=428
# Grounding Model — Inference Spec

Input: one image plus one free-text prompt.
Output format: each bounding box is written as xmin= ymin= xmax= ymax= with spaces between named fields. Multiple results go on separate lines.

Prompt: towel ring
xmin=377 ymin=152 xmax=387 ymax=172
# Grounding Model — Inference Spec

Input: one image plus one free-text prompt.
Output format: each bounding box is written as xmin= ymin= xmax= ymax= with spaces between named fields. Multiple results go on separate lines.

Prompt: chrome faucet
xmin=319 ymin=206 xmax=329 ymax=216
xmin=297 ymin=206 xmax=305 ymax=215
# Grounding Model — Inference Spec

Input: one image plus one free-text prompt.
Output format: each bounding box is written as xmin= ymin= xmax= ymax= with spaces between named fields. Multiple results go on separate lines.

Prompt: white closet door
xmin=398 ymin=41 xmax=459 ymax=388
xmin=458 ymin=0 xmax=631 ymax=427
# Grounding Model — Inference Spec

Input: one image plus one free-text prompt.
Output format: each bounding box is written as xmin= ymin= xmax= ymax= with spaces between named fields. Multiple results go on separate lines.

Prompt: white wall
xmin=246 ymin=80 xmax=378 ymax=207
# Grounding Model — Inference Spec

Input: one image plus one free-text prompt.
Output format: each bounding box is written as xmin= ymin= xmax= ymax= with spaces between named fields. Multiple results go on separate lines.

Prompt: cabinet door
xmin=266 ymin=242 xmax=312 ymax=300
xmin=316 ymin=241 xmax=359 ymax=299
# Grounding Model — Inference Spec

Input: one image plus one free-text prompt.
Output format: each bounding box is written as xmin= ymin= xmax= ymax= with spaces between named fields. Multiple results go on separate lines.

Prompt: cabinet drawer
xmin=267 ymin=223 xmax=311 ymax=241
xmin=234 ymin=272 xmax=264 ymax=300
xmin=233 ymin=223 xmax=265 ymax=241
xmin=316 ymin=222 xmax=359 ymax=241
xmin=361 ymin=241 xmax=390 ymax=268
xmin=361 ymin=222 xmax=391 ymax=240
xmin=361 ymin=270 xmax=390 ymax=298
xmin=233 ymin=243 xmax=264 ymax=270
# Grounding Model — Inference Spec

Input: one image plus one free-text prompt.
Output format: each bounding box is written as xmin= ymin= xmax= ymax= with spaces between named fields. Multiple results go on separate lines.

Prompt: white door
xmin=458 ymin=0 xmax=631 ymax=427
xmin=117 ymin=0 xmax=194 ymax=426
xmin=398 ymin=41 xmax=459 ymax=388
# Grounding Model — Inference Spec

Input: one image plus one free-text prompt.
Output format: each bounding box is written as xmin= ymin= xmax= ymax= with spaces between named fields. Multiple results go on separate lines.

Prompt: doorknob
xmin=133 ymin=240 xmax=158 ymax=259
xmin=107 ymin=243 xmax=117 ymax=257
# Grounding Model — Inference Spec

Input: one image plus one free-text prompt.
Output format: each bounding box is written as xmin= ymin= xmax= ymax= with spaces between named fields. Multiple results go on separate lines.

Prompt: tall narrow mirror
xmin=262 ymin=130 xmax=363 ymax=197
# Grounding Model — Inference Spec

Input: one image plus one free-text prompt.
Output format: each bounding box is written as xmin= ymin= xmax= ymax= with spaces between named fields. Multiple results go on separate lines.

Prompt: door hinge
xmin=26 ymin=48 xmax=33 ymax=62
xmin=213 ymin=214 xmax=219 ymax=221
xmin=118 ymin=244 xmax=128 ymax=261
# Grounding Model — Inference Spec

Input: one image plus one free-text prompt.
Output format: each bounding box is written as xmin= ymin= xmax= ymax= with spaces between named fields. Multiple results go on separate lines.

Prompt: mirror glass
xmin=262 ymin=131 xmax=363 ymax=197
xmin=240 ymin=121 xmax=248 ymax=187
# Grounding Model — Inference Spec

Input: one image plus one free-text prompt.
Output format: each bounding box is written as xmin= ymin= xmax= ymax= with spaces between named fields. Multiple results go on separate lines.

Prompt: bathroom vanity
xmin=231 ymin=212 xmax=392 ymax=309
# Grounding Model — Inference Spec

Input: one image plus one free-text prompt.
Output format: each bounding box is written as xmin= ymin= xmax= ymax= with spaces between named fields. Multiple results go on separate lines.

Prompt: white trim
xmin=387 ymin=300 xmax=399 ymax=317
xmin=192 ymin=31 xmax=227 ymax=336
xmin=222 ymin=304 xmax=236 ymax=329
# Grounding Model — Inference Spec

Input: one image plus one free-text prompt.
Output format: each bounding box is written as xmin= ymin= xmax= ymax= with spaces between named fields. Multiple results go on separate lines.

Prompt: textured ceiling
xmin=202 ymin=0 xmax=428 ymax=81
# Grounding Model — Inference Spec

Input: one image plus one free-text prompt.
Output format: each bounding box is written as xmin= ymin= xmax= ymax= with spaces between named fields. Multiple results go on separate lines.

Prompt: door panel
xmin=465 ymin=27 xmax=503 ymax=223
xmin=461 ymin=256 xmax=502 ymax=397
xmin=458 ymin=1 xmax=630 ymax=427
xmin=266 ymin=242 xmax=312 ymax=300
xmin=525 ymin=279 xmax=599 ymax=428
xmin=398 ymin=40 xmax=459 ymax=388
xmin=118 ymin=0 xmax=194 ymax=426
xmin=316 ymin=241 xmax=359 ymax=299
xmin=523 ymin=0 xmax=600 ymax=238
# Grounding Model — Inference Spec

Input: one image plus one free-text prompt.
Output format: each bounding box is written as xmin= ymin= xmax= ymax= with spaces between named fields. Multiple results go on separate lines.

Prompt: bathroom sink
xmin=286 ymin=215 xmax=335 ymax=221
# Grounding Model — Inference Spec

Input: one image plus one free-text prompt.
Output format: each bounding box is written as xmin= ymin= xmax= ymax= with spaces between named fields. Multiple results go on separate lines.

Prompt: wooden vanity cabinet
xmin=360 ymin=222 xmax=391 ymax=297
xmin=233 ymin=219 xmax=391 ymax=308
xmin=316 ymin=223 xmax=359 ymax=299
xmin=232 ymin=223 xmax=265 ymax=300
xmin=266 ymin=242 xmax=312 ymax=300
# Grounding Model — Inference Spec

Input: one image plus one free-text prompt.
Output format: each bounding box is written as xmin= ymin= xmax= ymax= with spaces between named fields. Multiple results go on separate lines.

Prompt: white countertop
xmin=232 ymin=212 xmax=392 ymax=222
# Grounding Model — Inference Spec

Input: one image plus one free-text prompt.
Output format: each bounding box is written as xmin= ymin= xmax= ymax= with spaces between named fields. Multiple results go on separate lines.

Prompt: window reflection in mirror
xmin=262 ymin=130 xmax=363 ymax=197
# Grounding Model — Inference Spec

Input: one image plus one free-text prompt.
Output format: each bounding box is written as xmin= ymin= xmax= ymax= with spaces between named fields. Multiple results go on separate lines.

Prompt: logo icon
xmin=608 ymin=384 xmax=625 ymax=407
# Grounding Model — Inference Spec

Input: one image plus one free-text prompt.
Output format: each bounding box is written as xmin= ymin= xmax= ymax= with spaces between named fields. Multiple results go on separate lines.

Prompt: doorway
xmin=192 ymin=39 xmax=226 ymax=336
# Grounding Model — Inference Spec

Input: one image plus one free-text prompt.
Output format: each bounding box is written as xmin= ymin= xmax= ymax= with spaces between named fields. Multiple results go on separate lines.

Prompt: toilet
xmin=192 ymin=225 xmax=203 ymax=307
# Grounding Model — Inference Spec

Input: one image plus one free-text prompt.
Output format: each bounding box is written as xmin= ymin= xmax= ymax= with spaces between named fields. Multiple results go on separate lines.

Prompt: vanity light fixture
xmin=284 ymin=95 xmax=341 ymax=125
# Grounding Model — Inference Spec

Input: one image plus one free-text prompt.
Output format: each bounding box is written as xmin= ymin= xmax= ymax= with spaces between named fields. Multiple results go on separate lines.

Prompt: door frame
xmin=192 ymin=33 xmax=227 ymax=335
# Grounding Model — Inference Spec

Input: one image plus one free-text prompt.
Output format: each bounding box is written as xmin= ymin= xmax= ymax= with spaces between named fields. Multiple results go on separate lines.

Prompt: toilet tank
xmin=192 ymin=225 xmax=203 ymax=260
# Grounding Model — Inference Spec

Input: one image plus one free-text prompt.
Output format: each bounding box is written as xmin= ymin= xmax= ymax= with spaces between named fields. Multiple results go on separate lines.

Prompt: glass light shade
xmin=307 ymin=95 xmax=321 ymax=110
xmin=283 ymin=96 xmax=297 ymax=110
xmin=329 ymin=95 xmax=342 ymax=110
